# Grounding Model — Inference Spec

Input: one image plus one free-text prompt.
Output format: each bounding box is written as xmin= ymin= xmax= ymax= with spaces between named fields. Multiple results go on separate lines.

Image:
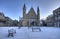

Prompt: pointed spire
xmin=23 ymin=3 xmax=26 ymax=11
xmin=23 ymin=3 xmax=26 ymax=18
xmin=37 ymin=6 xmax=39 ymax=12
xmin=37 ymin=6 xmax=40 ymax=26
xmin=37 ymin=6 xmax=40 ymax=15
xmin=37 ymin=6 xmax=40 ymax=18
xmin=23 ymin=3 xmax=26 ymax=9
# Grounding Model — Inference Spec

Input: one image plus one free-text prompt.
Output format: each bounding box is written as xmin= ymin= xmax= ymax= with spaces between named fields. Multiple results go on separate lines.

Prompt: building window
xmin=54 ymin=13 xmax=56 ymax=16
xmin=58 ymin=16 xmax=60 ymax=19
xmin=55 ymin=17 xmax=57 ymax=20
xmin=58 ymin=11 xmax=60 ymax=15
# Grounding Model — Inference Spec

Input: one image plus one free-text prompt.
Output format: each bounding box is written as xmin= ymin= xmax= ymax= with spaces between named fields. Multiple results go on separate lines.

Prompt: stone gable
xmin=26 ymin=7 xmax=37 ymax=19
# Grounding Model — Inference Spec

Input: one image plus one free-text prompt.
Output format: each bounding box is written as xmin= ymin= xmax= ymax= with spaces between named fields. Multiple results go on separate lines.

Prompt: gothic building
xmin=20 ymin=4 xmax=40 ymax=26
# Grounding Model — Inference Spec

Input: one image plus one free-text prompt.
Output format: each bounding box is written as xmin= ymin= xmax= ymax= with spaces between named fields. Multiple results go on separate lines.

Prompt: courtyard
xmin=0 ymin=27 xmax=60 ymax=39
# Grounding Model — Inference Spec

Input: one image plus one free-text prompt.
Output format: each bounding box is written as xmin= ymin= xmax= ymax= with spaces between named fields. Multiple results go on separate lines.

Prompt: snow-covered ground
xmin=0 ymin=27 xmax=60 ymax=39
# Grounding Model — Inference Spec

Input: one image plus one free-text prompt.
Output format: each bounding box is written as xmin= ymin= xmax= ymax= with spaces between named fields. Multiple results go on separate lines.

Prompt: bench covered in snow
xmin=32 ymin=27 xmax=41 ymax=32
xmin=8 ymin=29 xmax=16 ymax=37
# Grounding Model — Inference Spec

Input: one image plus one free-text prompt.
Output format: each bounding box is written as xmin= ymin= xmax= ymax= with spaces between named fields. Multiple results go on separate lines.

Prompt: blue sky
xmin=0 ymin=0 xmax=60 ymax=20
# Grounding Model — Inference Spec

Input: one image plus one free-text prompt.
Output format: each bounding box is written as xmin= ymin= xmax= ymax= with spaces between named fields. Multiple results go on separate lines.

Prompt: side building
xmin=53 ymin=7 xmax=60 ymax=27
xmin=45 ymin=14 xmax=54 ymax=26
xmin=0 ymin=12 xmax=6 ymax=26
xmin=0 ymin=12 xmax=19 ymax=26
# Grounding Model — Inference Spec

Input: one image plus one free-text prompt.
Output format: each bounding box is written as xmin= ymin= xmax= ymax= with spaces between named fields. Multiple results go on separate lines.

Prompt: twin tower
xmin=22 ymin=4 xmax=40 ymax=26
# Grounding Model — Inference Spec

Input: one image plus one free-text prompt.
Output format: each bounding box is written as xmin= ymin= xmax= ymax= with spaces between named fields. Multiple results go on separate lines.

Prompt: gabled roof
xmin=26 ymin=7 xmax=37 ymax=19
xmin=27 ymin=7 xmax=36 ymax=15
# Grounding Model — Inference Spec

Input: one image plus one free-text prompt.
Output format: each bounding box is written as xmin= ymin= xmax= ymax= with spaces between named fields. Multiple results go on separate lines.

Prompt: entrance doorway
xmin=31 ymin=21 xmax=35 ymax=26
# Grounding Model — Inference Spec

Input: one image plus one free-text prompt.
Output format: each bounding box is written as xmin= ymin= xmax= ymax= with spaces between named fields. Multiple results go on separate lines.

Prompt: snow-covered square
xmin=0 ymin=27 xmax=60 ymax=39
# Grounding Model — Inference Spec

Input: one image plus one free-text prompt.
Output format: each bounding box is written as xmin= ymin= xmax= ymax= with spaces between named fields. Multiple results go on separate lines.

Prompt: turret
xmin=37 ymin=6 xmax=40 ymax=19
xmin=23 ymin=4 xmax=26 ymax=18
xmin=37 ymin=6 xmax=40 ymax=26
